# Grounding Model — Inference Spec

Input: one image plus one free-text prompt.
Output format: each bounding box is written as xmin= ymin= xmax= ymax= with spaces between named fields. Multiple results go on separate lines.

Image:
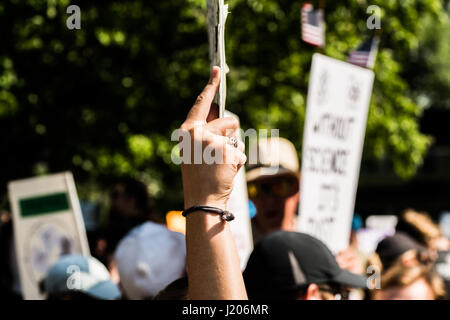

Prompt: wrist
xmin=182 ymin=206 xmax=235 ymax=222
xmin=184 ymin=197 xmax=227 ymax=211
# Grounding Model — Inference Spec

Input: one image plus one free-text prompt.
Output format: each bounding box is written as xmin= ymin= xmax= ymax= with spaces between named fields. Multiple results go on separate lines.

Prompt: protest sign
xmin=298 ymin=53 xmax=374 ymax=254
xmin=365 ymin=214 xmax=398 ymax=231
xmin=207 ymin=0 xmax=229 ymax=117
xmin=355 ymin=215 xmax=398 ymax=255
xmin=225 ymin=111 xmax=254 ymax=270
xmin=8 ymin=172 xmax=90 ymax=299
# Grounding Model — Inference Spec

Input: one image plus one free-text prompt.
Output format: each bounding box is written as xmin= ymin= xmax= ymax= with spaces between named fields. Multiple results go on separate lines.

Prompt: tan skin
xmin=297 ymin=284 xmax=351 ymax=300
xmin=249 ymin=174 xmax=300 ymax=235
xmin=180 ymin=66 xmax=247 ymax=300
xmin=372 ymin=277 xmax=435 ymax=300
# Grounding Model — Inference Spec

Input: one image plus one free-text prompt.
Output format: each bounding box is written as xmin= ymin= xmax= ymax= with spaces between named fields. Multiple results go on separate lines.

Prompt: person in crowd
xmin=434 ymin=249 xmax=450 ymax=299
xmin=93 ymin=177 xmax=159 ymax=276
xmin=114 ymin=221 xmax=186 ymax=299
xmin=243 ymin=231 xmax=367 ymax=300
xmin=396 ymin=209 xmax=450 ymax=251
xmin=366 ymin=231 xmax=446 ymax=299
xmin=374 ymin=232 xmax=434 ymax=272
xmin=40 ymin=254 xmax=121 ymax=300
xmin=370 ymin=261 xmax=446 ymax=300
xmin=246 ymin=137 xmax=300 ymax=244
xmin=105 ymin=177 xmax=159 ymax=250
xmin=395 ymin=209 xmax=450 ymax=298
xmin=244 ymin=130 xmax=363 ymax=285
xmin=0 ymin=211 xmax=22 ymax=299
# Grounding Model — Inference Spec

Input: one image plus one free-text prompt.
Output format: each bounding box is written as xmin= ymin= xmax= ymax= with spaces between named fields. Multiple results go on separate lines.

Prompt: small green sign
xmin=19 ymin=193 xmax=70 ymax=217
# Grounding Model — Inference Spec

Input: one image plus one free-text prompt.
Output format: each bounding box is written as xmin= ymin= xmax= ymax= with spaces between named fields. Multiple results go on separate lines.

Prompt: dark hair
xmin=153 ymin=277 xmax=188 ymax=300
xmin=247 ymin=282 xmax=348 ymax=300
xmin=396 ymin=209 xmax=442 ymax=246
xmin=113 ymin=177 xmax=152 ymax=215
xmin=0 ymin=217 xmax=15 ymax=298
xmin=46 ymin=291 xmax=98 ymax=300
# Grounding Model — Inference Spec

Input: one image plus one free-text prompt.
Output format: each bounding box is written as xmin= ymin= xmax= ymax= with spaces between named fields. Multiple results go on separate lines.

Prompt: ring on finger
xmin=227 ymin=136 xmax=239 ymax=149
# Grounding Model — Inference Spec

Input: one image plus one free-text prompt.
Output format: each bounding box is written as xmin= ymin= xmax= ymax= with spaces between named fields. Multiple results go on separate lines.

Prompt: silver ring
xmin=228 ymin=137 xmax=239 ymax=148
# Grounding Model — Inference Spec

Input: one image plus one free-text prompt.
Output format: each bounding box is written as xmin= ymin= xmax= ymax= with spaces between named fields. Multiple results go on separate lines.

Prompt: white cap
xmin=246 ymin=137 xmax=299 ymax=183
xmin=114 ymin=222 xmax=186 ymax=299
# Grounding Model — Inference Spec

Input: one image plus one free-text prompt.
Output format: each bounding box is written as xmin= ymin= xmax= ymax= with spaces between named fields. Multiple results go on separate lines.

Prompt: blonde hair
xmin=397 ymin=209 xmax=442 ymax=247
xmin=375 ymin=260 xmax=446 ymax=300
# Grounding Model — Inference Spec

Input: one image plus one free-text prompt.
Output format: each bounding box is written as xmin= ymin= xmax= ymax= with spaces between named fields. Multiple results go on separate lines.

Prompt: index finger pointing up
xmin=186 ymin=66 xmax=221 ymax=123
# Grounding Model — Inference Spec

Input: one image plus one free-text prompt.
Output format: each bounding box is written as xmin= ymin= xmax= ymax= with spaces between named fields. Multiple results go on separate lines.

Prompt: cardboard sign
xmin=8 ymin=172 xmax=90 ymax=299
xmin=225 ymin=111 xmax=254 ymax=270
xmin=207 ymin=0 xmax=229 ymax=117
xmin=298 ymin=54 xmax=374 ymax=253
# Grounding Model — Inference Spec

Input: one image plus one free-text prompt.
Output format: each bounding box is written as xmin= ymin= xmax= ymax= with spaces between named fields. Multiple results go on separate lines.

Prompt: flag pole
xmin=317 ymin=0 xmax=325 ymax=53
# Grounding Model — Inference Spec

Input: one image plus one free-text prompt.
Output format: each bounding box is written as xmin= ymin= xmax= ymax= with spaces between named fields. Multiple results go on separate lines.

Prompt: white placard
xmin=225 ymin=111 xmax=253 ymax=270
xmin=8 ymin=172 xmax=90 ymax=300
xmin=356 ymin=228 xmax=395 ymax=256
xmin=365 ymin=215 xmax=398 ymax=231
xmin=298 ymin=54 xmax=374 ymax=254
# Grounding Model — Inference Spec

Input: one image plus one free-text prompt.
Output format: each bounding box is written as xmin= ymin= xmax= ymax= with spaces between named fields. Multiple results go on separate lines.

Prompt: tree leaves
xmin=0 ymin=0 xmax=446 ymax=211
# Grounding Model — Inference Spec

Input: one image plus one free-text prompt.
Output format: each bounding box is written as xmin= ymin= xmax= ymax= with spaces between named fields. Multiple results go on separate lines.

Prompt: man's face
xmin=248 ymin=174 xmax=299 ymax=234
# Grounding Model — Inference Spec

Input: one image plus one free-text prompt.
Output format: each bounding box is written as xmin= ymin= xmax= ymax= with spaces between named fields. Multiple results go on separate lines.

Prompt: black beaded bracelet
xmin=182 ymin=206 xmax=235 ymax=222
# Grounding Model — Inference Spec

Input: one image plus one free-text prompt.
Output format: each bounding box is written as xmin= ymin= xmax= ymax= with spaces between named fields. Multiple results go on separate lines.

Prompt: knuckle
xmin=180 ymin=123 xmax=189 ymax=131
xmin=229 ymin=117 xmax=239 ymax=127
xmin=195 ymin=93 xmax=207 ymax=104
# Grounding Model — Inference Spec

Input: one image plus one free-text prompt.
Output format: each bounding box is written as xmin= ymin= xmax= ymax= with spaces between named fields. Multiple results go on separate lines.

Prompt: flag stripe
xmin=301 ymin=3 xmax=324 ymax=47
xmin=347 ymin=36 xmax=380 ymax=69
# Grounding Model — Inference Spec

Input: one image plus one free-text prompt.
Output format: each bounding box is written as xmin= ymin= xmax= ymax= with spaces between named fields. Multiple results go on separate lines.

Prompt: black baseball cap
xmin=375 ymin=232 xmax=428 ymax=270
xmin=243 ymin=231 xmax=367 ymax=299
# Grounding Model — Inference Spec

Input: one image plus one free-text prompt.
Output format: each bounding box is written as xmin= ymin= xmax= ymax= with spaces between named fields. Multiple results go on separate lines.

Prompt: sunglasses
xmin=248 ymin=178 xmax=298 ymax=199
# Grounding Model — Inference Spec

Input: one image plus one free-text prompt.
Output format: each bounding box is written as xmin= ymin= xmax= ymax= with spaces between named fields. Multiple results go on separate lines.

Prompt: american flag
xmin=301 ymin=3 xmax=325 ymax=47
xmin=347 ymin=36 xmax=380 ymax=69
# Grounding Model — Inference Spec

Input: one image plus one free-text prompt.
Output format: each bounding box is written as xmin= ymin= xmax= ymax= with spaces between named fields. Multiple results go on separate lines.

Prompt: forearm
xmin=186 ymin=211 xmax=248 ymax=300
xmin=180 ymin=66 xmax=247 ymax=300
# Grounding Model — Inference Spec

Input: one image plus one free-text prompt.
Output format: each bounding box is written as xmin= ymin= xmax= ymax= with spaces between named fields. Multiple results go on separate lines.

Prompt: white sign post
xmin=8 ymin=172 xmax=90 ymax=299
xmin=298 ymin=54 xmax=374 ymax=254
xmin=225 ymin=111 xmax=253 ymax=270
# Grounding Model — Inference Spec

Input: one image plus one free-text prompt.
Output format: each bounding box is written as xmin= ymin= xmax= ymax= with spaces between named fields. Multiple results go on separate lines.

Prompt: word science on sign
xmin=298 ymin=54 xmax=374 ymax=254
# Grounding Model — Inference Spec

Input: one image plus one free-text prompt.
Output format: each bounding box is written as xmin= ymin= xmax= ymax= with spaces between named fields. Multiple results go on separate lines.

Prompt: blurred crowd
xmin=1 ymin=69 xmax=450 ymax=301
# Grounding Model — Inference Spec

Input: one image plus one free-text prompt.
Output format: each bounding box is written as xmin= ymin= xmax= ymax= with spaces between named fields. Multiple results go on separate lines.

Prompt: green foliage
xmin=408 ymin=2 xmax=450 ymax=110
xmin=226 ymin=0 xmax=443 ymax=179
xmin=0 ymin=0 xmax=446 ymax=211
